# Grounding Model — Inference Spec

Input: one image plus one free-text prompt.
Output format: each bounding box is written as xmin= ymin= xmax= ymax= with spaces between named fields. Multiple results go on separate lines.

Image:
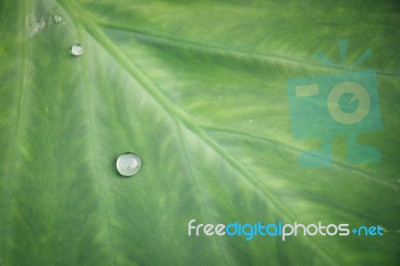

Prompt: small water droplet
xmin=53 ymin=14 xmax=63 ymax=24
xmin=71 ymin=44 xmax=84 ymax=56
xmin=116 ymin=153 xmax=141 ymax=177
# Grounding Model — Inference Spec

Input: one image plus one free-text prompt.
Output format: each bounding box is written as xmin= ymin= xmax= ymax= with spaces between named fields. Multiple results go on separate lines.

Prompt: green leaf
xmin=1 ymin=0 xmax=399 ymax=265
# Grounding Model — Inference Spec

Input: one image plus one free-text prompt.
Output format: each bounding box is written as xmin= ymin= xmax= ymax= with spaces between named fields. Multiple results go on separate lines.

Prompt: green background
xmin=0 ymin=0 xmax=399 ymax=265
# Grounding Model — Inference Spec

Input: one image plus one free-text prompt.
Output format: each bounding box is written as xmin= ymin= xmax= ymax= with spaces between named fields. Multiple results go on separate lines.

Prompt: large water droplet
xmin=53 ymin=14 xmax=63 ymax=24
xmin=116 ymin=153 xmax=141 ymax=177
xmin=71 ymin=44 xmax=84 ymax=56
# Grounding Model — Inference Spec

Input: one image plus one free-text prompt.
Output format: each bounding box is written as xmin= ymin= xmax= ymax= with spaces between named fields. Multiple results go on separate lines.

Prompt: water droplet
xmin=116 ymin=153 xmax=141 ymax=177
xmin=53 ymin=14 xmax=63 ymax=24
xmin=71 ymin=44 xmax=84 ymax=56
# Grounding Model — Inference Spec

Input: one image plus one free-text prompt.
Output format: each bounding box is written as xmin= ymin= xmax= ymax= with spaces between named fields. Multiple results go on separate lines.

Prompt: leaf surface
xmin=0 ymin=0 xmax=399 ymax=265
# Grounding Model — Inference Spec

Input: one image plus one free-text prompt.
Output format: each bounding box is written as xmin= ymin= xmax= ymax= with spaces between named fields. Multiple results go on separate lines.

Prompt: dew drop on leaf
xmin=53 ymin=14 xmax=63 ymax=24
xmin=116 ymin=153 xmax=141 ymax=177
xmin=71 ymin=44 xmax=84 ymax=56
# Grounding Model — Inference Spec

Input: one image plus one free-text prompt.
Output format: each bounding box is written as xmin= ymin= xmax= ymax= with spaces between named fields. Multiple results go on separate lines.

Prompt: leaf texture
xmin=0 ymin=0 xmax=399 ymax=265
